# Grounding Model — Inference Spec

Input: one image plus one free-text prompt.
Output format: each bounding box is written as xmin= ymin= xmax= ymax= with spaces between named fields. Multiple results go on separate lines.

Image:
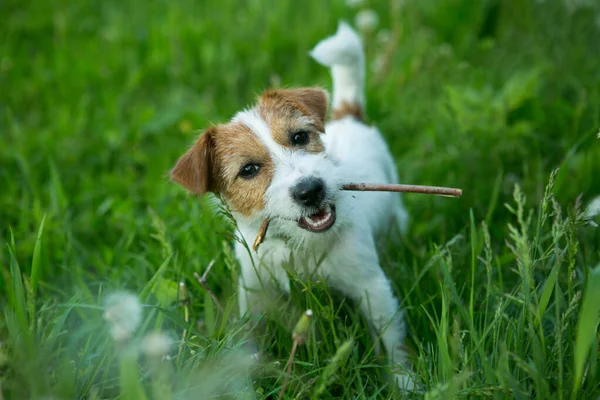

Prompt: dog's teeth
xmin=300 ymin=204 xmax=335 ymax=231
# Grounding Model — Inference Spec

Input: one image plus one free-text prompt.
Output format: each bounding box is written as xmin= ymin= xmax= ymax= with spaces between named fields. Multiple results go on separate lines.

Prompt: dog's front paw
xmin=393 ymin=372 xmax=420 ymax=393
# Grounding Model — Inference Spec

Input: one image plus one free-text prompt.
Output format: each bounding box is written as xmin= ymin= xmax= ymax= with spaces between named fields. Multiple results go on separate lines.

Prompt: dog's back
xmin=311 ymin=22 xmax=409 ymax=238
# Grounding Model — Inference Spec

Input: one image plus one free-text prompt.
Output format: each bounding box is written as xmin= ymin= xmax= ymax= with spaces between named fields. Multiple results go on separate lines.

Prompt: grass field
xmin=2 ymin=0 xmax=600 ymax=398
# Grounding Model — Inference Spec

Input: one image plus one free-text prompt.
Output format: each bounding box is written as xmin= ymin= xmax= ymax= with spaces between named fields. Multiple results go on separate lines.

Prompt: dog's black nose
xmin=291 ymin=178 xmax=325 ymax=207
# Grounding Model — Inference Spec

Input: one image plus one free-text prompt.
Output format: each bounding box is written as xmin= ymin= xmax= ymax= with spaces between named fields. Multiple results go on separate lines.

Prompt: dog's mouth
xmin=297 ymin=204 xmax=336 ymax=233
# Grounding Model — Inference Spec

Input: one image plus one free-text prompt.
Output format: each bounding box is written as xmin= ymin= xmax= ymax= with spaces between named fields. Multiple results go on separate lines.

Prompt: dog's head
xmin=171 ymin=88 xmax=344 ymax=242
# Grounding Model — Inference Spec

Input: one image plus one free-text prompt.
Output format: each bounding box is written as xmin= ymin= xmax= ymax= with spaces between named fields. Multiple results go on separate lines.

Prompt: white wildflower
xmin=564 ymin=0 xmax=595 ymax=12
xmin=141 ymin=331 xmax=173 ymax=357
xmin=372 ymin=54 xmax=386 ymax=75
xmin=584 ymin=196 xmax=600 ymax=227
xmin=346 ymin=0 xmax=366 ymax=8
xmin=438 ymin=43 xmax=453 ymax=57
xmin=103 ymin=292 xmax=142 ymax=342
xmin=355 ymin=9 xmax=379 ymax=33
xmin=376 ymin=29 xmax=392 ymax=46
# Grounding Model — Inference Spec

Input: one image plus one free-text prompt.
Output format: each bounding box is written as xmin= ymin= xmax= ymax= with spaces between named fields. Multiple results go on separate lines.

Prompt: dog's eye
xmin=290 ymin=130 xmax=310 ymax=146
xmin=239 ymin=163 xmax=261 ymax=179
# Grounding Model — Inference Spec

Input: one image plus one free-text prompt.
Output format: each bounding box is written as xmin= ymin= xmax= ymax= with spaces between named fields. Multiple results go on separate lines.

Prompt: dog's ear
xmin=267 ymin=87 xmax=329 ymax=129
xmin=289 ymin=87 xmax=329 ymax=126
xmin=170 ymin=127 xmax=217 ymax=195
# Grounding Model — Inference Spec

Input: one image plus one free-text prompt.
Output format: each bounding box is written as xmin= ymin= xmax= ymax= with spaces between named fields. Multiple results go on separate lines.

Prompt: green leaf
xmin=139 ymin=254 xmax=173 ymax=302
xmin=572 ymin=264 xmax=600 ymax=398
xmin=500 ymin=68 xmax=541 ymax=112
xmin=154 ymin=279 xmax=179 ymax=307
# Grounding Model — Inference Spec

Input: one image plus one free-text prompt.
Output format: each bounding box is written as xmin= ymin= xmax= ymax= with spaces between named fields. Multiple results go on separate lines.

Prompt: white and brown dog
xmin=171 ymin=22 xmax=415 ymax=390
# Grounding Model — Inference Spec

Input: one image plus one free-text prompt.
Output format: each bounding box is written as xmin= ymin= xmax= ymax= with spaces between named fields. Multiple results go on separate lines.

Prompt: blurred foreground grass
xmin=1 ymin=0 xmax=600 ymax=398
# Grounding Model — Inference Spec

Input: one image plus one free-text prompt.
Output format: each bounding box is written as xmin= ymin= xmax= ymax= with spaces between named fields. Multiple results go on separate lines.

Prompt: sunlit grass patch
xmin=2 ymin=0 xmax=600 ymax=398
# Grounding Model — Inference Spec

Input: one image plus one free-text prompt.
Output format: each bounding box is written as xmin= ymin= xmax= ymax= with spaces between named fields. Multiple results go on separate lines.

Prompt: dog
xmin=170 ymin=22 xmax=415 ymax=390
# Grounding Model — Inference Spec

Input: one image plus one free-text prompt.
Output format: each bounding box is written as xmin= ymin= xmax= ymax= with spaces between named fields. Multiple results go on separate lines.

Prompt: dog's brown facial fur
xmin=170 ymin=88 xmax=329 ymax=216
xmin=260 ymin=89 xmax=326 ymax=154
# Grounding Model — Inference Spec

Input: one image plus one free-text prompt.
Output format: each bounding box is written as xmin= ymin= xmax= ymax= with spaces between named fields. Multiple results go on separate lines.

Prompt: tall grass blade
xmin=469 ymin=209 xmax=477 ymax=323
xmin=31 ymin=214 xmax=46 ymax=295
xmin=537 ymin=263 xmax=560 ymax=322
xmin=7 ymin=246 xmax=28 ymax=331
xmin=572 ymin=264 xmax=600 ymax=398
xmin=119 ymin=350 xmax=149 ymax=400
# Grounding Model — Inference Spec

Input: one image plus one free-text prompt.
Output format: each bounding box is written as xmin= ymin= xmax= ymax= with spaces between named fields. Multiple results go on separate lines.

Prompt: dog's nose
xmin=291 ymin=178 xmax=325 ymax=207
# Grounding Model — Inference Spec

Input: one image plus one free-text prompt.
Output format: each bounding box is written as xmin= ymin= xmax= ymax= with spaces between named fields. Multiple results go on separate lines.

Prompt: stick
xmin=251 ymin=183 xmax=463 ymax=251
xmin=252 ymin=218 xmax=270 ymax=252
xmin=342 ymin=183 xmax=462 ymax=197
xmin=277 ymin=340 xmax=298 ymax=400
xmin=278 ymin=309 xmax=312 ymax=400
xmin=193 ymin=259 xmax=224 ymax=313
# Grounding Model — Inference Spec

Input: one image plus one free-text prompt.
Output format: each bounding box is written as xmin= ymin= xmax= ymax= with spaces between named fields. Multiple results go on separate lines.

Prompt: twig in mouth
xmin=252 ymin=218 xmax=270 ymax=252
xmin=342 ymin=183 xmax=462 ymax=197
xmin=251 ymin=183 xmax=463 ymax=251
xmin=193 ymin=259 xmax=224 ymax=313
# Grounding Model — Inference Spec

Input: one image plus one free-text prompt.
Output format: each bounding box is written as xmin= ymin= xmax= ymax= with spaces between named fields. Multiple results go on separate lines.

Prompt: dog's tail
xmin=310 ymin=22 xmax=365 ymax=121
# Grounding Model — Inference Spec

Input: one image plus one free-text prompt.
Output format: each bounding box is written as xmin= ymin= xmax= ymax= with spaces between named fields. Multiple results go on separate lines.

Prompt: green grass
xmin=2 ymin=0 xmax=600 ymax=398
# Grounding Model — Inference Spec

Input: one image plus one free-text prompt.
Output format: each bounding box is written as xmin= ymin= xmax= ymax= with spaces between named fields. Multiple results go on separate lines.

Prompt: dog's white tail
xmin=310 ymin=22 xmax=365 ymax=121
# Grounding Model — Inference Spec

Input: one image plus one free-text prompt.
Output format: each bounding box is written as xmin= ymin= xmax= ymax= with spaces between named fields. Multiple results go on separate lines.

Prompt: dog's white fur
xmin=231 ymin=22 xmax=415 ymax=390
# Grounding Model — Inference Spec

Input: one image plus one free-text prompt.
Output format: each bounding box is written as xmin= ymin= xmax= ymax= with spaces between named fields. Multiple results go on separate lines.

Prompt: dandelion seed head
xmin=438 ymin=43 xmax=453 ymax=57
xmin=372 ymin=54 xmax=386 ymax=75
xmin=141 ymin=331 xmax=173 ymax=357
xmin=355 ymin=9 xmax=379 ymax=33
xmin=346 ymin=0 xmax=366 ymax=8
xmin=376 ymin=29 xmax=392 ymax=46
xmin=103 ymin=291 xmax=142 ymax=342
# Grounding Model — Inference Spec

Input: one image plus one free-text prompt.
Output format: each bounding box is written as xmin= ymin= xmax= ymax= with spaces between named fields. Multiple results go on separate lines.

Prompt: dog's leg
xmin=236 ymin=240 xmax=292 ymax=317
xmin=236 ymin=255 xmax=278 ymax=364
xmin=237 ymin=258 xmax=275 ymax=318
xmin=333 ymin=265 xmax=416 ymax=391
xmin=236 ymin=241 xmax=293 ymax=365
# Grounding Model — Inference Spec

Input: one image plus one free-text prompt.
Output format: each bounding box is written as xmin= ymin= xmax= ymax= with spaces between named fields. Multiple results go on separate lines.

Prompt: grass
xmin=1 ymin=0 xmax=600 ymax=398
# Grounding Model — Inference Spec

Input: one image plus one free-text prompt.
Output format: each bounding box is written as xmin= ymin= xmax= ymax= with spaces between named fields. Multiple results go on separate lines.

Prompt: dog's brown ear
xmin=266 ymin=87 xmax=329 ymax=129
xmin=170 ymin=127 xmax=216 ymax=195
xmin=289 ymin=87 xmax=329 ymax=126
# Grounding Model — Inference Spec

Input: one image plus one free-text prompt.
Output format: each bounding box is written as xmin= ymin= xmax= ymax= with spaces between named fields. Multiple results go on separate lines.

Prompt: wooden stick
xmin=251 ymin=183 xmax=463 ymax=251
xmin=252 ymin=218 xmax=270 ymax=252
xmin=278 ymin=309 xmax=312 ymax=400
xmin=277 ymin=339 xmax=298 ymax=400
xmin=342 ymin=183 xmax=462 ymax=197
xmin=193 ymin=259 xmax=224 ymax=313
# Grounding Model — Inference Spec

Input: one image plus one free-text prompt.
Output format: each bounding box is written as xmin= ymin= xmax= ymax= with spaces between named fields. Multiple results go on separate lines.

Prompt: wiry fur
xmin=310 ymin=21 xmax=366 ymax=111
xmin=171 ymin=22 xmax=415 ymax=390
